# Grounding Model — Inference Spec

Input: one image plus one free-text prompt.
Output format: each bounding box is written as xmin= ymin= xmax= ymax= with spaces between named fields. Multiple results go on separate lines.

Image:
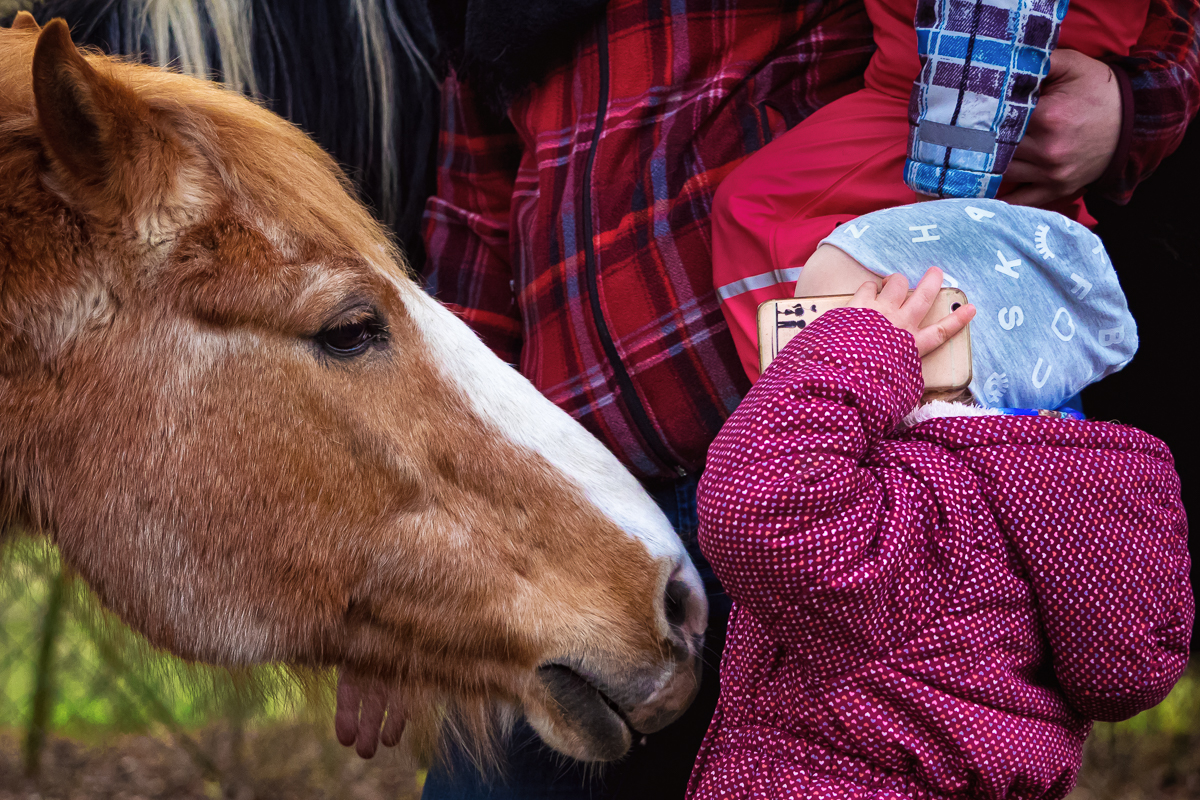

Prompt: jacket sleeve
xmin=1096 ymin=0 xmax=1200 ymax=202
xmin=421 ymin=70 xmax=524 ymax=364
xmin=962 ymin=423 xmax=1194 ymax=721
xmin=697 ymin=307 xmax=946 ymax=676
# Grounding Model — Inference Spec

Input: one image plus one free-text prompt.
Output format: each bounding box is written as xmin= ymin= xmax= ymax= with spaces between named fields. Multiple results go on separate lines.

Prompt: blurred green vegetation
xmin=0 ymin=533 xmax=422 ymax=798
xmin=0 ymin=1 xmax=36 ymax=19
xmin=0 ymin=535 xmax=310 ymax=738
xmin=1 ymin=532 xmax=1196 ymax=798
xmin=1070 ymin=664 xmax=1200 ymax=799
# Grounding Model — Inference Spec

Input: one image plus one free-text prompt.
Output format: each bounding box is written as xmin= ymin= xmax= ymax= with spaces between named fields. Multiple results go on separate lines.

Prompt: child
xmin=712 ymin=0 xmax=1150 ymax=382
xmin=688 ymin=199 xmax=1192 ymax=799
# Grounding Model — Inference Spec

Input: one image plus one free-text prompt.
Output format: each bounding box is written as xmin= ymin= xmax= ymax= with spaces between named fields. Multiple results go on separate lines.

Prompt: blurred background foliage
xmin=1 ymin=532 xmax=1197 ymax=798
xmin=0 ymin=533 xmax=423 ymax=799
xmin=0 ymin=0 xmax=30 ymax=18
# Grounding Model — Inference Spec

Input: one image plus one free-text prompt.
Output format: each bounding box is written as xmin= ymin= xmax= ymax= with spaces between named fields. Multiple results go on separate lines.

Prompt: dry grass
xmin=0 ymin=723 xmax=424 ymax=800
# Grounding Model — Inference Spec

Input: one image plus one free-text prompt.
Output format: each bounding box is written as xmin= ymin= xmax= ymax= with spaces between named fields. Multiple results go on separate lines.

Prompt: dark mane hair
xmin=26 ymin=0 xmax=441 ymax=267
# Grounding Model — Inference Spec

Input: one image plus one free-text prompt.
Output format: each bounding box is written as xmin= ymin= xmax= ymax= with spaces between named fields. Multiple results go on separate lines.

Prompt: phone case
xmin=757 ymin=288 xmax=973 ymax=390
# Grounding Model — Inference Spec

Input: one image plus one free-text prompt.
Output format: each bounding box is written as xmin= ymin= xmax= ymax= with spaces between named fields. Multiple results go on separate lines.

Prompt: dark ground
xmin=0 ymin=723 xmax=424 ymax=800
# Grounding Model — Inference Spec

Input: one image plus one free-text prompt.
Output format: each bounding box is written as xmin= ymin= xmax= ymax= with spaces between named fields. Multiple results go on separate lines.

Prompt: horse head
xmin=0 ymin=16 xmax=707 ymax=762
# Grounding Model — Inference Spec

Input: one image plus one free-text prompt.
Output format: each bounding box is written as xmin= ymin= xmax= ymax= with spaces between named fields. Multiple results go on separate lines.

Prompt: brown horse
xmin=0 ymin=14 xmax=707 ymax=764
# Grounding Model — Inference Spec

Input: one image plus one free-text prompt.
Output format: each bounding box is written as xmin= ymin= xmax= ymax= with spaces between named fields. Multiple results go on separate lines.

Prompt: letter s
xmin=998 ymin=306 xmax=1024 ymax=331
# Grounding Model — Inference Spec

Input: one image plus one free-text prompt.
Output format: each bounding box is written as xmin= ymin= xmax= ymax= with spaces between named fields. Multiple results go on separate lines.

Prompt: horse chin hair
xmin=404 ymin=690 xmax=520 ymax=777
xmin=409 ymin=694 xmax=617 ymax=780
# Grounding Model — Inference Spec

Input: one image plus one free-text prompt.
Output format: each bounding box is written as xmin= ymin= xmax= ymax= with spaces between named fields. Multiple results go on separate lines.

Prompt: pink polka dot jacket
xmin=690 ymin=307 xmax=1193 ymax=800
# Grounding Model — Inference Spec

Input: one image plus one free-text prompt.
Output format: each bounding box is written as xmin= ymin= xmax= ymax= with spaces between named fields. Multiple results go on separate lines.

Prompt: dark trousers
xmin=421 ymin=475 xmax=731 ymax=799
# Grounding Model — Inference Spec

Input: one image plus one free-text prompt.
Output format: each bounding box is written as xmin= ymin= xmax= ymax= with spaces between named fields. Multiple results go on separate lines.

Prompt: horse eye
xmin=315 ymin=317 xmax=382 ymax=358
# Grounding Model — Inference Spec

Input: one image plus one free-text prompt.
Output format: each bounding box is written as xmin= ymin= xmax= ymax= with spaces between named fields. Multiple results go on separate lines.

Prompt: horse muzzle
xmin=530 ymin=559 xmax=708 ymax=762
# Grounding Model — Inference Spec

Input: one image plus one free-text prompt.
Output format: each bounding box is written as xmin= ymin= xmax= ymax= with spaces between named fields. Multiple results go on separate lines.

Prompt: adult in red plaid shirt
xmin=414 ymin=0 xmax=1199 ymax=797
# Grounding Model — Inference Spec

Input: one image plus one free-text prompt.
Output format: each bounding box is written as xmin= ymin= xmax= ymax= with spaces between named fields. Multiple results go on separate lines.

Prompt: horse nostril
xmin=664 ymin=579 xmax=690 ymax=629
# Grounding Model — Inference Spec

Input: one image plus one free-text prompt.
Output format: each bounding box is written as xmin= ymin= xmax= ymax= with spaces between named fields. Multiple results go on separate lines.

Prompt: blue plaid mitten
xmin=904 ymin=0 xmax=1070 ymax=199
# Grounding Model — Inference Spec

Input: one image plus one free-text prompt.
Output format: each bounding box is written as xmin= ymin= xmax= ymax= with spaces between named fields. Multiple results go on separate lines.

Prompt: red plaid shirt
xmin=422 ymin=0 xmax=1198 ymax=481
xmin=1107 ymin=0 xmax=1200 ymax=201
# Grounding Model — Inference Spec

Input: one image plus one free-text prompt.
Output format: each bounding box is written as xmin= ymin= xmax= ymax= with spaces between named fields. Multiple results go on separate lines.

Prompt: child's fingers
xmin=380 ymin=696 xmax=407 ymax=747
xmin=900 ymin=267 xmax=944 ymax=326
xmin=878 ymin=272 xmax=910 ymax=308
xmin=335 ymin=669 xmax=361 ymax=747
xmin=848 ymin=279 xmax=881 ymax=308
xmin=913 ymin=303 xmax=976 ymax=357
xmin=356 ymin=684 xmax=386 ymax=759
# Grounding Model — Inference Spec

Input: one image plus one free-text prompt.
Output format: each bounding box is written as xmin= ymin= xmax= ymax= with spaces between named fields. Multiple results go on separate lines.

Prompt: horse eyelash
xmin=321 ymin=303 xmax=384 ymax=332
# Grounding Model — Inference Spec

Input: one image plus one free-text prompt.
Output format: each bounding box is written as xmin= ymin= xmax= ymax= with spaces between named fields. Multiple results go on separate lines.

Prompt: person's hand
xmin=1003 ymin=48 xmax=1122 ymax=206
xmin=848 ymin=268 xmax=976 ymax=356
xmin=335 ymin=667 xmax=406 ymax=759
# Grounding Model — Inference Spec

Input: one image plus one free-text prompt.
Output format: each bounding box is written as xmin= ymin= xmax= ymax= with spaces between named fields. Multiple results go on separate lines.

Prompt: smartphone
xmin=756 ymin=288 xmax=972 ymax=391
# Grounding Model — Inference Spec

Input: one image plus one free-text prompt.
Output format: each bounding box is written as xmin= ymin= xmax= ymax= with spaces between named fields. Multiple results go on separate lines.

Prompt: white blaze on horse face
xmin=387 ymin=276 xmax=685 ymax=564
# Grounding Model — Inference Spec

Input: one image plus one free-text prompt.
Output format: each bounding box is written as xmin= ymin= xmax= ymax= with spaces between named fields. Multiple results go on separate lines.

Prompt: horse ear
xmin=32 ymin=19 xmax=151 ymax=188
xmin=12 ymin=11 xmax=40 ymax=31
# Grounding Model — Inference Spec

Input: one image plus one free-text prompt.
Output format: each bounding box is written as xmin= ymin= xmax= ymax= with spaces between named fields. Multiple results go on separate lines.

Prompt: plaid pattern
xmin=422 ymin=0 xmax=1198 ymax=480
xmin=423 ymin=0 xmax=876 ymax=479
xmin=905 ymin=0 xmax=1071 ymax=198
xmin=1106 ymin=0 xmax=1200 ymax=202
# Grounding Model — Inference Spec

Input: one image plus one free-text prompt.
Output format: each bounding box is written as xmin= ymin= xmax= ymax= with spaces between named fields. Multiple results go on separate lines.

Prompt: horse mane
xmin=1 ymin=20 xmax=416 ymax=272
xmin=25 ymin=0 xmax=442 ymax=265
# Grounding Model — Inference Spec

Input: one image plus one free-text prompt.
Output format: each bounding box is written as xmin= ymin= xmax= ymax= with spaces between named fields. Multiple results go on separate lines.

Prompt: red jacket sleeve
xmin=942 ymin=421 xmax=1193 ymax=721
xmin=1098 ymin=0 xmax=1200 ymax=202
xmin=421 ymin=70 xmax=524 ymax=364
xmin=698 ymin=308 xmax=948 ymax=677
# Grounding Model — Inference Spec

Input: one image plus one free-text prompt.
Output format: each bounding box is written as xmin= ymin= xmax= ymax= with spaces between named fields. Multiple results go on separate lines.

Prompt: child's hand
xmin=848 ymin=267 xmax=976 ymax=357
xmin=335 ymin=666 xmax=405 ymax=758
